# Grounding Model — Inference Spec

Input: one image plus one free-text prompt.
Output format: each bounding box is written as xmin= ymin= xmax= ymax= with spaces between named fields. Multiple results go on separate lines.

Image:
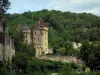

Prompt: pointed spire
xmin=37 ymin=18 xmax=44 ymax=25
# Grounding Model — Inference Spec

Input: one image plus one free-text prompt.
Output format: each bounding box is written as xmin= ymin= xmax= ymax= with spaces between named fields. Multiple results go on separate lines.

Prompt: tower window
xmin=40 ymin=32 xmax=42 ymax=35
xmin=24 ymin=34 xmax=27 ymax=38
xmin=34 ymin=38 xmax=35 ymax=40
xmin=45 ymin=31 xmax=46 ymax=35
xmin=38 ymin=38 xmax=39 ymax=40
xmin=26 ymin=34 xmax=27 ymax=38
xmin=45 ymin=36 xmax=46 ymax=40
xmin=26 ymin=40 xmax=27 ymax=44
xmin=34 ymin=32 xmax=36 ymax=34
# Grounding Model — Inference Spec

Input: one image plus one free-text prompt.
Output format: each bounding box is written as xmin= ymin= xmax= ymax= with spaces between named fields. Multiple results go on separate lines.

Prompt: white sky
xmin=7 ymin=0 xmax=100 ymax=16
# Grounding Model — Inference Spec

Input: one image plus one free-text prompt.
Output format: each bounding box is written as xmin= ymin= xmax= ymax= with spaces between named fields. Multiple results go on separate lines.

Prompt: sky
xmin=7 ymin=0 xmax=100 ymax=16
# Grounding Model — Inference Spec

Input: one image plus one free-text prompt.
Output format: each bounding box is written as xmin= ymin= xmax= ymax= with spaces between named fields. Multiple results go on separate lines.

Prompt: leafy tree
xmin=0 ymin=0 xmax=10 ymax=12
xmin=12 ymin=53 xmax=28 ymax=73
xmin=59 ymin=63 xmax=73 ymax=75
xmin=20 ymin=44 xmax=35 ymax=57
xmin=56 ymin=47 xmax=66 ymax=55
xmin=12 ymin=30 xmax=24 ymax=51
xmin=80 ymin=41 xmax=100 ymax=71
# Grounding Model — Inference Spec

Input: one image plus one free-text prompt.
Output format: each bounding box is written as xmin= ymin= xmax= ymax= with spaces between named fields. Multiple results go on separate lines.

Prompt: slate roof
xmin=21 ymin=24 xmax=29 ymax=30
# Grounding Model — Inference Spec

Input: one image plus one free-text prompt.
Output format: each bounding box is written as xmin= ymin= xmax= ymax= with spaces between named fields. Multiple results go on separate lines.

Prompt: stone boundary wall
xmin=37 ymin=55 xmax=82 ymax=64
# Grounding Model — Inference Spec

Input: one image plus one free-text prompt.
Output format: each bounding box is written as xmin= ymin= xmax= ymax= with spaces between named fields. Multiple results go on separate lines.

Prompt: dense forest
xmin=6 ymin=9 xmax=100 ymax=55
xmin=7 ymin=9 xmax=100 ymax=42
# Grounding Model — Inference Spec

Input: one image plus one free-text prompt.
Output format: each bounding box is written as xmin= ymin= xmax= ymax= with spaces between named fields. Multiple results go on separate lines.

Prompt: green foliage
xmin=7 ymin=9 xmax=100 ymax=56
xmin=56 ymin=47 xmax=66 ymax=55
xmin=11 ymin=57 xmax=64 ymax=75
xmin=12 ymin=53 xmax=28 ymax=73
xmin=20 ymin=44 xmax=35 ymax=57
xmin=80 ymin=41 xmax=100 ymax=71
xmin=0 ymin=0 xmax=10 ymax=12
xmin=59 ymin=63 xmax=72 ymax=74
xmin=11 ymin=30 xmax=24 ymax=51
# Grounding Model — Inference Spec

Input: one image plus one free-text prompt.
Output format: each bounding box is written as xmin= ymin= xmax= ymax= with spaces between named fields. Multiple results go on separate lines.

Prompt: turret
xmin=32 ymin=18 xmax=48 ymax=57
xmin=21 ymin=24 xmax=31 ymax=44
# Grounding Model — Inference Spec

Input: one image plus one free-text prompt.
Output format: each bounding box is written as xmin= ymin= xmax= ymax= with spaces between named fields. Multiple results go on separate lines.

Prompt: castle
xmin=16 ymin=18 xmax=49 ymax=57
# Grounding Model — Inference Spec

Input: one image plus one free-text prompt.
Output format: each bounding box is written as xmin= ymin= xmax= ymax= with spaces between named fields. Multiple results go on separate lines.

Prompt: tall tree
xmin=0 ymin=0 xmax=10 ymax=12
xmin=80 ymin=41 xmax=100 ymax=71
xmin=0 ymin=0 xmax=10 ymax=27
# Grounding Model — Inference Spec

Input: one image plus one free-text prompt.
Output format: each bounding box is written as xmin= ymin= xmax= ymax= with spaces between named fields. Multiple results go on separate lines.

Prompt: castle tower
xmin=32 ymin=18 xmax=48 ymax=57
xmin=21 ymin=24 xmax=31 ymax=44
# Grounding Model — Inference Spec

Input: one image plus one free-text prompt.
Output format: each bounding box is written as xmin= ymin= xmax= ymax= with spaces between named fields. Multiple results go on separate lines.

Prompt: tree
xmin=12 ymin=53 xmax=29 ymax=73
xmin=80 ymin=41 xmax=100 ymax=71
xmin=12 ymin=30 xmax=24 ymax=51
xmin=59 ymin=63 xmax=72 ymax=75
xmin=20 ymin=44 xmax=35 ymax=57
xmin=0 ymin=0 xmax=10 ymax=12
xmin=56 ymin=47 xmax=66 ymax=55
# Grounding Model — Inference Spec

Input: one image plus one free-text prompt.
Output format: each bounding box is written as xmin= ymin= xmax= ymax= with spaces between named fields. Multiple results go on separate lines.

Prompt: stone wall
xmin=37 ymin=55 xmax=82 ymax=64
xmin=22 ymin=29 xmax=31 ymax=44
xmin=33 ymin=27 xmax=48 ymax=56
xmin=0 ymin=36 xmax=15 ymax=62
xmin=0 ymin=43 xmax=3 ymax=61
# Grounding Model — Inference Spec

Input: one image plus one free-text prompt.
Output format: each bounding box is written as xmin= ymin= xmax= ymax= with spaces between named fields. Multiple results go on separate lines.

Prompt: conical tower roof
xmin=21 ymin=24 xmax=29 ymax=30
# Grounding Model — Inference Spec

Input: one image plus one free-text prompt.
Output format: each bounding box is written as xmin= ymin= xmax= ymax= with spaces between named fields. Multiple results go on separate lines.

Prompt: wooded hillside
xmin=6 ymin=9 xmax=100 ymax=55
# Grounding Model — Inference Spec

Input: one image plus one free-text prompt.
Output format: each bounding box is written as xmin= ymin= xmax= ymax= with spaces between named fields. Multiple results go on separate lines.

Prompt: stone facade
xmin=21 ymin=18 xmax=49 ymax=57
xmin=0 ymin=17 xmax=15 ymax=63
xmin=37 ymin=55 xmax=83 ymax=64
xmin=21 ymin=24 xmax=31 ymax=44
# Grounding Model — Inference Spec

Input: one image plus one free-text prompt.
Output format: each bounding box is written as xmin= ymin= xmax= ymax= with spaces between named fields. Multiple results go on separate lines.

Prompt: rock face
xmin=0 ymin=13 xmax=15 ymax=63
xmin=20 ymin=18 xmax=49 ymax=57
